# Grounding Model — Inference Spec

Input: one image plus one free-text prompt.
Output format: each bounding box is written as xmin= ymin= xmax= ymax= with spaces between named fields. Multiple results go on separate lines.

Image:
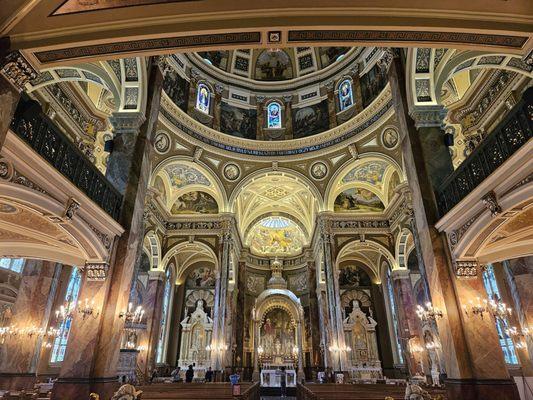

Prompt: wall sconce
xmin=425 ymin=341 xmax=440 ymax=351
xmin=416 ymin=303 xmax=443 ymax=322
xmin=488 ymin=299 xmax=512 ymax=320
xmin=257 ymin=346 xmax=264 ymax=355
xmin=462 ymin=297 xmax=489 ymax=319
xmin=77 ymin=298 xmax=99 ymax=320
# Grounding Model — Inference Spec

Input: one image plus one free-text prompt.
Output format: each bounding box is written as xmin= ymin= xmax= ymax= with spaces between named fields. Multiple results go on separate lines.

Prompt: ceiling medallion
xmin=154 ymin=131 xmax=171 ymax=154
xmin=310 ymin=161 xmax=328 ymax=180
xmin=223 ymin=163 xmax=241 ymax=181
xmin=381 ymin=127 xmax=399 ymax=150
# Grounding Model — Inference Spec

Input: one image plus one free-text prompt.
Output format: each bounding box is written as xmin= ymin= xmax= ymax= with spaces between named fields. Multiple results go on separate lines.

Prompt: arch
xmin=325 ymin=153 xmax=404 ymax=211
xmin=0 ymin=183 xmax=110 ymax=266
xmin=396 ymin=228 xmax=415 ymax=270
xmin=160 ymin=240 xmax=218 ymax=282
xmin=336 ymin=239 xmax=398 ymax=279
xmin=144 ymin=230 xmax=161 ymax=270
xmin=254 ymin=288 xmax=304 ymax=322
xmin=151 ymin=156 xmax=228 ymax=213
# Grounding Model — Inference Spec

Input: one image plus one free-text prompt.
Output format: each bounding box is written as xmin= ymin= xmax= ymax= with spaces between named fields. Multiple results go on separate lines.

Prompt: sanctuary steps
xmin=298 ymin=383 xmax=447 ymax=400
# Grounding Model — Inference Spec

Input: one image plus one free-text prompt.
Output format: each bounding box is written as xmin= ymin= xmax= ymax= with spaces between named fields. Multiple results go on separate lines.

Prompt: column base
xmin=445 ymin=378 xmax=520 ymax=400
xmin=51 ymin=376 xmax=119 ymax=400
xmin=0 ymin=373 xmax=37 ymax=390
xmin=252 ymin=370 xmax=260 ymax=382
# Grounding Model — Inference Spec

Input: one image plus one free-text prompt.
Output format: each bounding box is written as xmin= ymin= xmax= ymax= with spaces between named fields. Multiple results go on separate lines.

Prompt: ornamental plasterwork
xmin=159 ymin=85 xmax=393 ymax=159
xmin=246 ymin=274 xmax=266 ymax=295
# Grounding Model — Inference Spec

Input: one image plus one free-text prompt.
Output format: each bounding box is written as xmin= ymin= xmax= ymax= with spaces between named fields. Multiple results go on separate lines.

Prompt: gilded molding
xmin=0 ymin=52 xmax=38 ymax=92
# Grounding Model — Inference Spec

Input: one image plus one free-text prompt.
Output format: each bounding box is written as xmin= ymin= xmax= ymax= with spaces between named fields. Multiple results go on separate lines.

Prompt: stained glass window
xmin=50 ymin=268 xmax=81 ymax=364
xmin=156 ymin=268 xmax=172 ymax=363
xmin=267 ymin=102 xmax=282 ymax=129
xmin=386 ymin=268 xmax=404 ymax=364
xmin=482 ymin=264 xmax=518 ymax=365
xmin=338 ymin=79 xmax=354 ymax=111
xmin=0 ymin=258 xmax=24 ymax=273
xmin=196 ymin=83 xmax=210 ymax=114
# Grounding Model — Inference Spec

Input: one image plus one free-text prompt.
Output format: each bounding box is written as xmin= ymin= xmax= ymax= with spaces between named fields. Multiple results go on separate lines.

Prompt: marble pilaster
xmin=256 ymin=97 xmax=265 ymax=140
xmin=0 ymin=260 xmax=59 ymax=390
xmin=213 ymin=84 xmax=223 ymax=131
xmin=307 ymin=262 xmax=323 ymax=370
xmin=0 ymin=51 xmax=37 ymax=152
xmin=283 ymin=95 xmax=293 ymax=140
xmin=388 ymin=56 xmax=519 ymax=399
xmin=233 ymin=261 xmax=246 ymax=370
xmin=325 ymin=81 xmax=338 ymax=129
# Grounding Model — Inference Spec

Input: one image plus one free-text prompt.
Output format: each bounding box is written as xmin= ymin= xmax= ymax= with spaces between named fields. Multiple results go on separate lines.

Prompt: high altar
xmin=178 ymin=299 xmax=213 ymax=370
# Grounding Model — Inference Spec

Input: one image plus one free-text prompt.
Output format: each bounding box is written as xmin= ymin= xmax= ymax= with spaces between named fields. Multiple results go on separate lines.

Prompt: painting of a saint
xmin=339 ymin=265 xmax=372 ymax=288
xmin=163 ymin=71 xmax=189 ymax=111
xmin=196 ymin=84 xmax=211 ymax=114
xmin=171 ymin=191 xmax=218 ymax=214
xmin=360 ymin=65 xmax=388 ymax=108
xmin=260 ymin=308 xmax=296 ymax=357
xmin=220 ymin=102 xmax=257 ymax=139
xmin=255 ymin=50 xmax=293 ymax=81
xmin=334 ymin=188 xmax=385 ymax=213
xmin=267 ymin=102 xmax=282 ymax=129
xmin=186 ymin=266 xmax=216 ymax=288
xmin=338 ymin=79 xmax=354 ymax=111
xmin=292 ymin=100 xmax=329 ymax=138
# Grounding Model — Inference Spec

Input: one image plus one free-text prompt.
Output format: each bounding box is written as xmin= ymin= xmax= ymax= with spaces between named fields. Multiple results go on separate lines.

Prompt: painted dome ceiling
xmin=196 ymin=47 xmax=356 ymax=82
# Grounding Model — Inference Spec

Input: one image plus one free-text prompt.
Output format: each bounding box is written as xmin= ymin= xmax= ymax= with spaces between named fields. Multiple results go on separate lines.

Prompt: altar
xmin=260 ymin=369 xmax=297 ymax=387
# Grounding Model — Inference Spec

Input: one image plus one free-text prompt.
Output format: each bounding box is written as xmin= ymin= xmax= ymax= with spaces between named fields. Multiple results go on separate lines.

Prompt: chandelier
xmin=119 ymin=303 xmax=145 ymax=325
xmin=416 ymin=302 xmax=443 ymax=322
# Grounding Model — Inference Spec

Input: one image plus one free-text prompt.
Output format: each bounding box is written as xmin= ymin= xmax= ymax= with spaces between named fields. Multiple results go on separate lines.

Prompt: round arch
xmin=396 ymin=228 xmax=415 ymax=270
xmin=325 ymin=153 xmax=404 ymax=212
xmin=336 ymin=239 xmax=398 ymax=279
xmin=144 ymin=230 xmax=162 ymax=270
xmin=151 ymin=156 xmax=228 ymax=213
xmin=160 ymin=240 xmax=218 ymax=282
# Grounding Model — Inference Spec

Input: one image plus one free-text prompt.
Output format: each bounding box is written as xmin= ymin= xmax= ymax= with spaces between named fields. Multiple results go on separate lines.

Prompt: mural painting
xmin=198 ymin=51 xmax=229 ymax=70
xmin=339 ymin=265 xmax=372 ymax=288
xmin=292 ymin=100 xmax=329 ymax=138
xmin=220 ymin=102 xmax=257 ymax=139
xmin=163 ymin=71 xmax=190 ymax=111
xmin=387 ymin=171 xmax=400 ymax=202
xmin=186 ymin=266 xmax=216 ymax=288
xmin=342 ymin=161 xmax=388 ymax=186
xmin=255 ymin=50 xmax=293 ymax=81
xmin=248 ymin=216 xmax=305 ymax=257
xmin=360 ymin=65 xmax=388 ymax=108
xmin=260 ymin=308 xmax=296 ymax=357
xmin=334 ymin=188 xmax=385 ymax=213
xmin=164 ymin=164 xmax=211 ymax=189
xmin=171 ymin=191 xmax=219 ymax=214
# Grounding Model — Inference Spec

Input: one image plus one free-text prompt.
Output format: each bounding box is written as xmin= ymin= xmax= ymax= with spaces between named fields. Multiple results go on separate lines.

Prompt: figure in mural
xmin=292 ymin=100 xmax=329 ymax=138
xmin=255 ymin=50 xmax=293 ymax=81
xmin=196 ymin=84 xmax=210 ymax=114
xmin=267 ymin=102 xmax=282 ymax=129
xmin=186 ymin=267 xmax=216 ymax=288
xmin=334 ymin=188 xmax=385 ymax=213
xmin=260 ymin=308 xmax=296 ymax=358
xmin=220 ymin=102 xmax=257 ymax=139
xmin=249 ymin=217 xmax=305 ymax=257
xmin=338 ymin=80 xmax=354 ymax=111
xmin=171 ymin=191 xmax=219 ymax=214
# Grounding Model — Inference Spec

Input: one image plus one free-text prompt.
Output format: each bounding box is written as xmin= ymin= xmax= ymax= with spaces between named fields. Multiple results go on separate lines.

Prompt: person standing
xmin=185 ymin=365 xmax=194 ymax=383
xmin=205 ymin=367 xmax=214 ymax=382
xmin=279 ymin=366 xmax=287 ymax=398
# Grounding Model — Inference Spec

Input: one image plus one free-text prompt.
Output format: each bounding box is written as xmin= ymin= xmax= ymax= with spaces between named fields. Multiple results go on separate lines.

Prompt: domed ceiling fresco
xmin=247 ymin=216 xmax=306 ymax=257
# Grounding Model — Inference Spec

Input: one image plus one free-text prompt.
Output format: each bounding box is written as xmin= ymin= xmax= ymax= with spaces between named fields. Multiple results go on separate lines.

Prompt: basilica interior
xmin=0 ymin=1 xmax=531 ymax=400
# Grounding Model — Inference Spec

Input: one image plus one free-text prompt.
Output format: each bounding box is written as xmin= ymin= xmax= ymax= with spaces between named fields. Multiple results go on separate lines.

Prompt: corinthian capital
xmin=1 ymin=51 xmax=38 ymax=92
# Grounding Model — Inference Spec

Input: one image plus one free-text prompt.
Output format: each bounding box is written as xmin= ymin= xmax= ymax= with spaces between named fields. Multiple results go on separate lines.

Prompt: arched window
xmin=0 ymin=258 xmax=24 ymax=273
xmin=156 ymin=267 xmax=172 ymax=363
xmin=338 ymin=79 xmax=354 ymax=111
xmin=482 ymin=264 xmax=518 ymax=365
xmin=51 ymin=268 xmax=81 ymax=363
xmin=196 ymin=83 xmax=211 ymax=114
xmin=386 ymin=267 xmax=404 ymax=364
xmin=267 ymin=101 xmax=282 ymax=129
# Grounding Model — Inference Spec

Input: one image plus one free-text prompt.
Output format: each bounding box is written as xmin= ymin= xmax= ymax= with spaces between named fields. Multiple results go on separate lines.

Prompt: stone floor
xmin=260 ymin=397 xmax=296 ymax=400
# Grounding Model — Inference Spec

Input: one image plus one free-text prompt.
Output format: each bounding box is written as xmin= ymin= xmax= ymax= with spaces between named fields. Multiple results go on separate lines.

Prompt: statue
xmin=110 ymin=384 xmax=142 ymax=400
xmin=404 ymin=383 xmax=432 ymax=400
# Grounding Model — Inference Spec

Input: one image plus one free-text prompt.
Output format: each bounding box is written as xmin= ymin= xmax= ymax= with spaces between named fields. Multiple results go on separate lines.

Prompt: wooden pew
xmin=138 ymin=382 xmax=257 ymax=400
xmin=297 ymin=383 xmax=447 ymax=400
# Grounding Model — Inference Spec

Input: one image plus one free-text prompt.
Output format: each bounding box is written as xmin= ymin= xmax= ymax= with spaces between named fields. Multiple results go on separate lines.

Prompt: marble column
xmin=325 ymin=81 xmax=338 ymax=129
xmin=371 ymin=283 xmax=396 ymax=378
xmin=138 ymin=270 xmax=165 ymax=377
xmin=320 ymin=220 xmax=347 ymax=372
xmin=51 ymin=263 xmax=111 ymax=400
xmin=391 ymin=269 xmax=423 ymax=376
xmin=0 ymin=51 xmax=37 ymax=152
xmin=0 ymin=260 xmax=59 ymax=390
xmin=493 ymin=262 xmax=533 ymax=375
xmin=388 ymin=52 xmax=519 ymax=399
xmin=234 ymin=261 xmax=246 ymax=370
xmin=307 ymin=262 xmax=323 ymax=370
xmin=283 ymin=95 xmax=293 ymax=140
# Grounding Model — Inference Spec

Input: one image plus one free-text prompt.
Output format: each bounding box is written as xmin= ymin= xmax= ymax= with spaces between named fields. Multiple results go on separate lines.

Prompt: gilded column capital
xmin=109 ymin=112 xmax=146 ymax=133
xmin=0 ymin=51 xmax=38 ymax=92
xmin=409 ymin=105 xmax=447 ymax=128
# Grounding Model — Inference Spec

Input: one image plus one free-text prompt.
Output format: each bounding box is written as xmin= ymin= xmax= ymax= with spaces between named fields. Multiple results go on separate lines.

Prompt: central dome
xmin=197 ymin=47 xmax=352 ymax=82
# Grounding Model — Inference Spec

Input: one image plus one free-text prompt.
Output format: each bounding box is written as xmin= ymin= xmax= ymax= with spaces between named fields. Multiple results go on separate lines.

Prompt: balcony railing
xmin=10 ymin=96 xmax=123 ymax=221
xmin=436 ymin=88 xmax=532 ymax=216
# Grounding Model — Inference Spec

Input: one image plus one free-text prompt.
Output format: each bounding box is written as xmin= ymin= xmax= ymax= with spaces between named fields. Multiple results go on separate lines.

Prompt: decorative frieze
xmin=82 ymin=263 xmax=109 ymax=281
xmin=448 ymin=213 xmax=481 ymax=249
xmin=482 ymin=191 xmax=502 ymax=217
xmin=63 ymin=198 xmax=80 ymax=221
xmin=454 ymin=260 xmax=479 ymax=279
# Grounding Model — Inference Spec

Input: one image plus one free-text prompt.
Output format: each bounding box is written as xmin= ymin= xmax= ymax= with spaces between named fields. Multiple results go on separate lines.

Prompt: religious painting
xmin=338 ymin=79 xmax=354 ymax=111
xmin=267 ymin=102 xmax=282 ymax=129
xmin=163 ymin=70 xmax=189 ymax=111
xmin=339 ymin=265 xmax=372 ymax=288
xmin=171 ymin=191 xmax=219 ymax=214
xmin=260 ymin=308 xmax=296 ymax=357
xmin=220 ymin=102 xmax=257 ymax=139
xmin=248 ymin=216 xmax=305 ymax=257
xmin=342 ymin=161 xmax=388 ymax=186
xmin=387 ymin=171 xmax=400 ymax=202
xmin=360 ymin=64 xmax=389 ymax=108
xmin=334 ymin=188 xmax=385 ymax=213
xmin=196 ymin=83 xmax=211 ymax=114
xmin=164 ymin=164 xmax=211 ymax=189
xmin=198 ymin=51 xmax=229 ymax=70
xmin=186 ymin=266 xmax=216 ymax=288
xmin=292 ymin=100 xmax=329 ymax=138
xmin=318 ymin=47 xmax=350 ymax=68
xmin=255 ymin=50 xmax=293 ymax=81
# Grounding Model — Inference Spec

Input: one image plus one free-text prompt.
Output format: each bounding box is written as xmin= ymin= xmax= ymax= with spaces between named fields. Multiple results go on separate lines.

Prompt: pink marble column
xmin=0 ymin=260 xmax=59 ymax=390
xmin=51 ymin=264 xmax=111 ymax=400
xmin=391 ymin=269 xmax=423 ymax=376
